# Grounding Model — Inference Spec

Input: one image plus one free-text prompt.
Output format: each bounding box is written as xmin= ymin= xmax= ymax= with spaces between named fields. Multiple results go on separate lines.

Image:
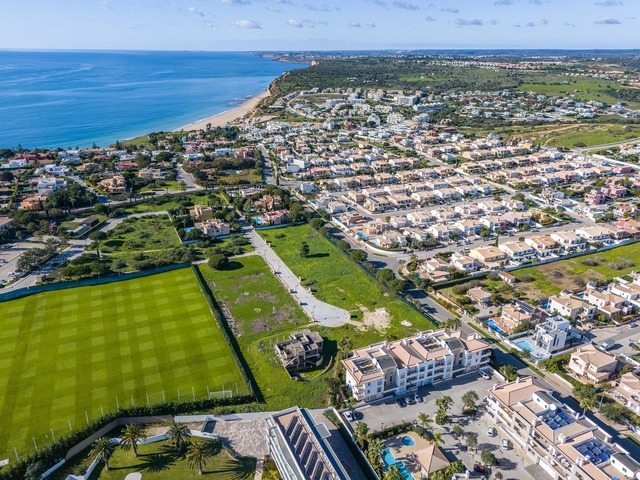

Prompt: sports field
xmin=0 ymin=268 xmax=246 ymax=459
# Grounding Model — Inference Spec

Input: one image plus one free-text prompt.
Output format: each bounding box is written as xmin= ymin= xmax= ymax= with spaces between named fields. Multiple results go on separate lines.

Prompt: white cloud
xmin=494 ymin=0 xmax=515 ymax=5
xmin=187 ymin=6 xmax=205 ymax=17
xmin=442 ymin=6 xmax=460 ymax=13
xmin=348 ymin=21 xmax=376 ymax=27
xmin=455 ymin=18 xmax=483 ymax=26
xmin=231 ymin=19 xmax=261 ymax=28
xmin=425 ymin=15 xmax=437 ymax=22
xmin=287 ymin=18 xmax=327 ymax=28
xmin=287 ymin=19 xmax=304 ymax=27
xmin=304 ymin=3 xmax=339 ymax=11
xmin=392 ymin=1 xmax=419 ymax=10
xmin=594 ymin=17 xmax=621 ymax=23
xmin=595 ymin=0 xmax=623 ymax=5
xmin=219 ymin=0 xmax=251 ymax=4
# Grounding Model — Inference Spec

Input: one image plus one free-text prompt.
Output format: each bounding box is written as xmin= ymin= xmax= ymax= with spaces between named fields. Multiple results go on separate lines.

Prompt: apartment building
xmin=266 ymin=407 xmax=351 ymax=480
xmin=274 ymin=330 xmax=324 ymax=376
xmin=486 ymin=377 xmax=640 ymax=480
xmin=342 ymin=330 xmax=491 ymax=402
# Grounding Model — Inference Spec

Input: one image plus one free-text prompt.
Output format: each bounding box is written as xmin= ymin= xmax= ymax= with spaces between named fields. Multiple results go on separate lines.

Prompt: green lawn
xmin=511 ymin=243 xmax=640 ymax=299
xmin=90 ymin=440 xmax=255 ymax=479
xmin=258 ymin=224 xmax=434 ymax=334
xmin=99 ymin=215 xmax=180 ymax=257
xmin=0 ymin=269 xmax=246 ymax=459
xmin=544 ymin=124 xmax=640 ymax=148
xmin=518 ymin=78 xmax=633 ymax=106
xmin=124 ymin=192 xmax=211 ymax=214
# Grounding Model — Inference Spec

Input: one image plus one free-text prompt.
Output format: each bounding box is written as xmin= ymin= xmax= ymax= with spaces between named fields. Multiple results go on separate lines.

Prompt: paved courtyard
xmin=343 ymin=370 xmax=539 ymax=480
xmin=210 ymin=419 xmax=270 ymax=458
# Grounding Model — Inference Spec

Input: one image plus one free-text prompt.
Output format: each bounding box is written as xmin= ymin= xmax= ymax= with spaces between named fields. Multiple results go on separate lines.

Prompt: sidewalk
xmin=245 ymin=227 xmax=351 ymax=327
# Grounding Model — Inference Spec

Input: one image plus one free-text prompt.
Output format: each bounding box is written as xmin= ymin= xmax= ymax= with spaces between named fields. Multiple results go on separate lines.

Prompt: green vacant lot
xmin=99 ymin=215 xmax=180 ymax=255
xmin=259 ymin=224 xmax=434 ymax=334
xmin=544 ymin=124 xmax=640 ymax=148
xmin=512 ymin=243 xmax=640 ymax=299
xmin=0 ymin=269 xmax=246 ymax=459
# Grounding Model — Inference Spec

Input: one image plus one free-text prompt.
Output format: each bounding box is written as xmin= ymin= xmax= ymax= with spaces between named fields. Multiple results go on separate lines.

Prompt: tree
xmin=431 ymin=432 xmax=445 ymax=447
xmin=462 ymin=390 xmax=479 ymax=413
xmin=384 ymin=465 xmax=404 ymax=480
xmin=168 ymin=421 xmax=192 ymax=453
xmin=495 ymin=471 xmax=504 ymax=480
xmin=376 ymin=268 xmax=395 ymax=283
xmin=599 ymin=402 xmax=623 ymax=422
xmin=579 ymin=394 xmax=597 ymax=415
xmin=500 ymin=365 xmax=518 ymax=381
xmin=452 ymin=424 xmax=464 ymax=442
xmin=309 ymin=218 xmax=325 ymax=230
xmin=186 ymin=441 xmax=213 ymax=475
xmin=350 ymin=249 xmax=367 ymax=262
xmin=366 ymin=437 xmax=384 ymax=478
xmin=338 ymin=337 xmax=353 ymax=356
xmin=354 ymin=421 xmax=369 ymax=449
xmin=299 ymin=241 xmax=310 ymax=258
xmin=90 ymin=437 xmax=116 ymax=471
xmin=466 ymin=432 xmax=479 ymax=453
xmin=417 ymin=412 xmax=432 ymax=431
xmin=208 ymin=254 xmax=228 ymax=270
xmin=481 ymin=449 xmax=497 ymax=467
xmin=443 ymin=318 xmax=462 ymax=330
xmin=435 ymin=395 xmax=453 ymax=413
xmin=120 ymin=423 xmax=147 ymax=457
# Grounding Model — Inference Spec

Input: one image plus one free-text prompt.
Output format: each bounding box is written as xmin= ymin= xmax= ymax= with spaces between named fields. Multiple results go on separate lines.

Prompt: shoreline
xmin=174 ymin=89 xmax=270 ymax=132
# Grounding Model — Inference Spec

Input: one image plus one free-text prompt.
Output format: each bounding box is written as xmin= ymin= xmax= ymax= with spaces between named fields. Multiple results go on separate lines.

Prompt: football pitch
xmin=0 ymin=268 xmax=246 ymax=459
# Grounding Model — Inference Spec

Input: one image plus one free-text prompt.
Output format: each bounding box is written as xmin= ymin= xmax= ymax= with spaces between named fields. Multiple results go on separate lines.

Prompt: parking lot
xmin=0 ymin=241 xmax=39 ymax=285
xmin=344 ymin=370 xmax=538 ymax=480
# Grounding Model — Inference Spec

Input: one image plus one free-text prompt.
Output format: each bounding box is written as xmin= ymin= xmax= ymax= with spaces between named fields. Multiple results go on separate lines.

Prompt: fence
xmin=0 ymin=262 xmax=192 ymax=303
xmin=190 ymin=265 xmax=259 ymax=403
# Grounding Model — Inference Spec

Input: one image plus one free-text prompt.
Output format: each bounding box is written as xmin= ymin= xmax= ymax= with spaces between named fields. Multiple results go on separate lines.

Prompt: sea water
xmin=0 ymin=50 xmax=307 ymax=149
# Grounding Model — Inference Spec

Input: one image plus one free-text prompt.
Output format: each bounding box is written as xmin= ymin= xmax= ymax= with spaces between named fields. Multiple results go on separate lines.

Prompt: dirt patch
xmin=361 ymin=306 xmax=391 ymax=331
xmin=234 ymin=291 xmax=278 ymax=305
xmin=519 ymin=263 xmax=607 ymax=298
xmin=250 ymin=305 xmax=300 ymax=334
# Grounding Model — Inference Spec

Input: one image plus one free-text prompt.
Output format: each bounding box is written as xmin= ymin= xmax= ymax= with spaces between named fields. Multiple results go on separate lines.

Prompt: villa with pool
xmin=382 ymin=432 xmax=450 ymax=480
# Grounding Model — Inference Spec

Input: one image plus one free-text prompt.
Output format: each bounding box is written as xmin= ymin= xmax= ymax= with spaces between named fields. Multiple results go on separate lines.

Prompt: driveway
xmin=244 ymin=226 xmax=351 ymax=327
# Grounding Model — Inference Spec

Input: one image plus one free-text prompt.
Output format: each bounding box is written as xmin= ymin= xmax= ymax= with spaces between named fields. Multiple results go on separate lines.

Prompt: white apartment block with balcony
xmin=341 ymin=330 xmax=491 ymax=403
xmin=486 ymin=377 xmax=640 ymax=480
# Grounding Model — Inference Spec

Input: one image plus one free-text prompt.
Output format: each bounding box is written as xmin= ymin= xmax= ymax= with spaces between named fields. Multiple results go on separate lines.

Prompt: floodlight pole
xmin=13 ymin=447 xmax=19 ymax=462
xmin=32 ymin=437 xmax=38 ymax=453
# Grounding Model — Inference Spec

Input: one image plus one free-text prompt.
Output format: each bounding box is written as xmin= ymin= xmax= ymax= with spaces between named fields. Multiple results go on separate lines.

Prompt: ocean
xmin=0 ymin=50 xmax=307 ymax=149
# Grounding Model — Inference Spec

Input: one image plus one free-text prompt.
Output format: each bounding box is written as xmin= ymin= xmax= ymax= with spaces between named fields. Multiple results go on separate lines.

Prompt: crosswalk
xmin=617 ymin=326 xmax=631 ymax=333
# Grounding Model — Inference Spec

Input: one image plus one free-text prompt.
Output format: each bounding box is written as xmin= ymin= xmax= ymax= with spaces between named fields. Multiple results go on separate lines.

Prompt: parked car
xmin=343 ymin=411 xmax=354 ymax=422
xmin=631 ymin=323 xmax=638 ymax=328
xmin=414 ymin=392 xmax=423 ymax=403
xmin=473 ymin=464 xmax=489 ymax=475
xmin=405 ymin=395 xmax=416 ymax=406
xmin=487 ymin=426 xmax=496 ymax=437
xmin=479 ymin=369 xmax=491 ymax=380
xmin=501 ymin=438 xmax=511 ymax=450
xmin=396 ymin=397 xmax=406 ymax=408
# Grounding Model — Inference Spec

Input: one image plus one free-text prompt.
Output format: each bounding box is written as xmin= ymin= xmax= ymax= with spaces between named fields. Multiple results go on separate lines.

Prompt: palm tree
xmin=354 ymin=421 xmax=369 ymax=449
xmin=186 ymin=441 xmax=212 ymax=475
xmin=120 ymin=423 xmax=147 ymax=457
xmin=580 ymin=394 xmax=597 ymax=415
xmin=417 ymin=412 xmax=432 ymax=437
xmin=168 ymin=421 xmax=192 ymax=453
xmin=431 ymin=432 xmax=445 ymax=448
xmin=366 ymin=437 xmax=384 ymax=477
xmin=90 ymin=437 xmax=115 ymax=471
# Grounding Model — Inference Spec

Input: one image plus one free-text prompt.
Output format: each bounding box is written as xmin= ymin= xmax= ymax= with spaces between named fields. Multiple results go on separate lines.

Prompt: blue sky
xmin=1 ymin=0 xmax=638 ymax=51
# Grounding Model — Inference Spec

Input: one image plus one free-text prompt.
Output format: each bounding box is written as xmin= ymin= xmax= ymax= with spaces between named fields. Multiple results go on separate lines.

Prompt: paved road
xmin=244 ymin=225 xmax=351 ymax=327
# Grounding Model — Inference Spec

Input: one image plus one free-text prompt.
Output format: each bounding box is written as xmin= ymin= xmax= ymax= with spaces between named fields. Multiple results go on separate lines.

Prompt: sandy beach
xmin=176 ymin=90 xmax=270 ymax=132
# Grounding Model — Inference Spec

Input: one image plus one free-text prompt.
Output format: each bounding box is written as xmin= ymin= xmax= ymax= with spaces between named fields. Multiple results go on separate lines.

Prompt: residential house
xmin=569 ymin=345 xmax=617 ymax=384
xmin=467 ymin=287 xmax=492 ymax=305
xmin=468 ymin=246 xmax=508 ymax=269
xmin=99 ymin=175 xmax=127 ymax=193
xmin=420 ymin=258 xmax=450 ymax=283
xmin=531 ymin=316 xmax=571 ymax=354
xmin=615 ymin=370 xmax=640 ymax=415
xmin=548 ymin=293 xmax=595 ymax=322
xmin=525 ymin=235 xmax=561 ymax=257
xmin=576 ymin=226 xmax=613 ymax=244
xmin=584 ymin=288 xmax=629 ymax=318
xmin=190 ymin=204 xmax=215 ymax=222
xmin=195 ymin=220 xmax=230 ymax=238
xmin=499 ymin=241 xmax=537 ymax=263
xmin=500 ymin=301 xmax=548 ymax=333
xmin=450 ymin=252 xmax=480 ymax=273
xmin=550 ymin=231 xmax=587 ymax=252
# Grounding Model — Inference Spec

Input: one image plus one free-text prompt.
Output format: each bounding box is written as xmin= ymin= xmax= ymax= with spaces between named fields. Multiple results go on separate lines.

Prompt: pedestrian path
xmin=245 ymin=227 xmax=350 ymax=327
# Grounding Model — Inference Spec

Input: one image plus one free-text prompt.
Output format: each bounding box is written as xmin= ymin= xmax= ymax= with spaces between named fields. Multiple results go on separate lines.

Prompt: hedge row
xmin=0 ymin=396 xmax=253 ymax=480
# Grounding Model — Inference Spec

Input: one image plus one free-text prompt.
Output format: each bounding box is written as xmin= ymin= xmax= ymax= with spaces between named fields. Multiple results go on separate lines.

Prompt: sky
xmin=1 ymin=0 xmax=638 ymax=51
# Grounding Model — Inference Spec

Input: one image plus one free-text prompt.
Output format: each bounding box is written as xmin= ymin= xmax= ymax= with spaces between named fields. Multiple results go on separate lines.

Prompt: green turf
xmin=90 ymin=440 xmax=255 ymax=480
xmin=0 ymin=269 xmax=246 ymax=459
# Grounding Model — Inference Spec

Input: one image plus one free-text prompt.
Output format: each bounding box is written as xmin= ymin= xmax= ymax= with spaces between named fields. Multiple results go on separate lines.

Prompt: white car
xmin=487 ymin=426 xmax=496 ymax=437
xmin=343 ymin=411 xmax=354 ymax=422
xmin=479 ymin=370 xmax=491 ymax=380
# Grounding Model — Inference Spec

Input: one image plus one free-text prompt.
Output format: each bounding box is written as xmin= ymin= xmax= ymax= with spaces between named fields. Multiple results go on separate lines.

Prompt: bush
xmin=609 ymin=262 xmax=623 ymax=271
xmin=582 ymin=258 xmax=599 ymax=267
xmin=208 ymin=254 xmax=228 ymax=270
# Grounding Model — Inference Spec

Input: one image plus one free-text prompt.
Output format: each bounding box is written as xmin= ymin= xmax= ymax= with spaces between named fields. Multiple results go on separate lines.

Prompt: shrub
xmin=609 ymin=262 xmax=623 ymax=271
xmin=582 ymin=258 xmax=599 ymax=267
xmin=208 ymin=254 xmax=228 ymax=270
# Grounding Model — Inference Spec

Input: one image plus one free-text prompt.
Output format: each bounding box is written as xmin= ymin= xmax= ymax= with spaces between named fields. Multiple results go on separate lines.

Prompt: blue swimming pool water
xmin=382 ymin=448 xmax=415 ymax=480
xmin=485 ymin=319 xmax=504 ymax=334
xmin=401 ymin=436 xmax=415 ymax=447
xmin=516 ymin=340 xmax=534 ymax=352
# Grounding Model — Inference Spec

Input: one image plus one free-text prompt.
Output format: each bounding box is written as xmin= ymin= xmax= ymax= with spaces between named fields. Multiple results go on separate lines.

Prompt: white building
xmin=342 ymin=330 xmax=491 ymax=402
xmin=532 ymin=316 xmax=571 ymax=354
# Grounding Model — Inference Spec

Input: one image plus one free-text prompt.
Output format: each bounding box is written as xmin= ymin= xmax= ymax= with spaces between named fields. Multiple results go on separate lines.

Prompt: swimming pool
xmin=516 ymin=339 xmax=534 ymax=352
xmin=485 ymin=319 xmax=504 ymax=335
xmin=382 ymin=448 xmax=415 ymax=480
xmin=401 ymin=436 xmax=415 ymax=447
